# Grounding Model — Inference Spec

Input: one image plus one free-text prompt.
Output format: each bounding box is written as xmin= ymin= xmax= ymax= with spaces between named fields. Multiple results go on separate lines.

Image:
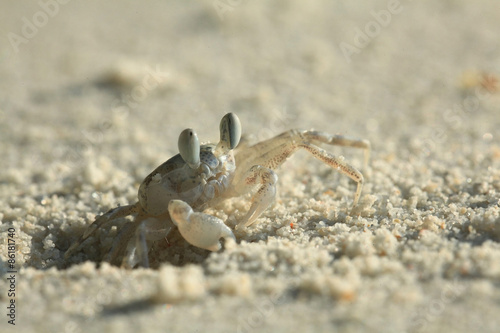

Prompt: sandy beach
xmin=1 ymin=1 xmax=500 ymax=332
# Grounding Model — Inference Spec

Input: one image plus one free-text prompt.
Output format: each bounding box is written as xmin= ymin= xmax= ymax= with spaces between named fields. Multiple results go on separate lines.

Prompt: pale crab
xmin=65 ymin=113 xmax=370 ymax=268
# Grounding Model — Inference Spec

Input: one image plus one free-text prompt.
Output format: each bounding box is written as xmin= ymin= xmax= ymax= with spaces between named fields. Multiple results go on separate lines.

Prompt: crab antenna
xmin=216 ymin=113 xmax=241 ymax=154
xmin=178 ymin=128 xmax=201 ymax=169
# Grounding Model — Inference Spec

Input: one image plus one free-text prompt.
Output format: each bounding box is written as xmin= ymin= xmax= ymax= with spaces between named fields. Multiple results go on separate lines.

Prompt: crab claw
xmin=168 ymin=200 xmax=235 ymax=251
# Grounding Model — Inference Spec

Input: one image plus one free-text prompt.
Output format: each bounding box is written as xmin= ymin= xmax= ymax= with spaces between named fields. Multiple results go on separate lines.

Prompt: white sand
xmin=1 ymin=0 xmax=500 ymax=332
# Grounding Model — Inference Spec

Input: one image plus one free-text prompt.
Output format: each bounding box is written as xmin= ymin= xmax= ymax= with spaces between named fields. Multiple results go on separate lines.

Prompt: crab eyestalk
xmin=216 ymin=113 xmax=241 ymax=155
xmin=178 ymin=128 xmax=201 ymax=169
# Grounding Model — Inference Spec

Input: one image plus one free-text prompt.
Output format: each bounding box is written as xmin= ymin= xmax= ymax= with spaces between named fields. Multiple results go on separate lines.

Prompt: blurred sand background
xmin=1 ymin=0 xmax=500 ymax=332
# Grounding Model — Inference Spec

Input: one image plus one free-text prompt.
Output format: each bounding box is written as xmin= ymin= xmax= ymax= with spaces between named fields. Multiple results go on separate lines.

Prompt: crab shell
xmin=138 ymin=144 xmax=235 ymax=216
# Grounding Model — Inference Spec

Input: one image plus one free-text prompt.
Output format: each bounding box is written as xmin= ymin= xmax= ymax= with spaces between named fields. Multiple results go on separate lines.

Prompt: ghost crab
xmin=65 ymin=113 xmax=370 ymax=268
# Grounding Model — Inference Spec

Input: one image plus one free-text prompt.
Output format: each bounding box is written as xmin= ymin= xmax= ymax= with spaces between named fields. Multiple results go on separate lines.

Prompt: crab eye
xmin=178 ymin=128 xmax=200 ymax=169
xmin=219 ymin=113 xmax=241 ymax=151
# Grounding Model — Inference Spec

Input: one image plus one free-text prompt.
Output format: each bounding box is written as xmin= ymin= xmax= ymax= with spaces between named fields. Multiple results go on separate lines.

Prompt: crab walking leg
xmin=234 ymin=129 xmax=367 ymax=215
xmin=64 ymin=203 xmax=141 ymax=260
xmin=299 ymin=143 xmax=364 ymax=214
xmin=168 ymin=200 xmax=236 ymax=251
xmin=83 ymin=203 xmax=141 ymax=239
xmin=234 ymin=165 xmax=278 ymax=229
xmin=299 ymin=131 xmax=371 ymax=169
xmin=127 ymin=217 xmax=173 ymax=268
xmin=130 ymin=220 xmax=151 ymax=268
xmin=104 ymin=219 xmax=141 ymax=265
xmin=236 ymin=130 xmax=370 ymax=172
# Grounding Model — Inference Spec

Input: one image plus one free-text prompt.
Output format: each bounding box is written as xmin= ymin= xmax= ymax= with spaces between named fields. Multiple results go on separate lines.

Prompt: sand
xmin=1 ymin=0 xmax=500 ymax=332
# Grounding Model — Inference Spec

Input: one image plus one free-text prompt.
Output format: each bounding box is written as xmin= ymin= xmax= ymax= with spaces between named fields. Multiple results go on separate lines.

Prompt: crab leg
xmin=126 ymin=217 xmax=172 ymax=268
xmin=64 ymin=203 xmax=141 ymax=260
xmin=298 ymin=142 xmax=364 ymax=214
xmin=104 ymin=219 xmax=140 ymax=265
xmin=234 ymin=130 xmax=369 ymax=217
xmin=236 ymin=130 xmax=370 ymax=171
xmin=234 ymin=165 xmax=278 ymax=229
xmin=299 ymin=131 xmax=371 ymax=169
